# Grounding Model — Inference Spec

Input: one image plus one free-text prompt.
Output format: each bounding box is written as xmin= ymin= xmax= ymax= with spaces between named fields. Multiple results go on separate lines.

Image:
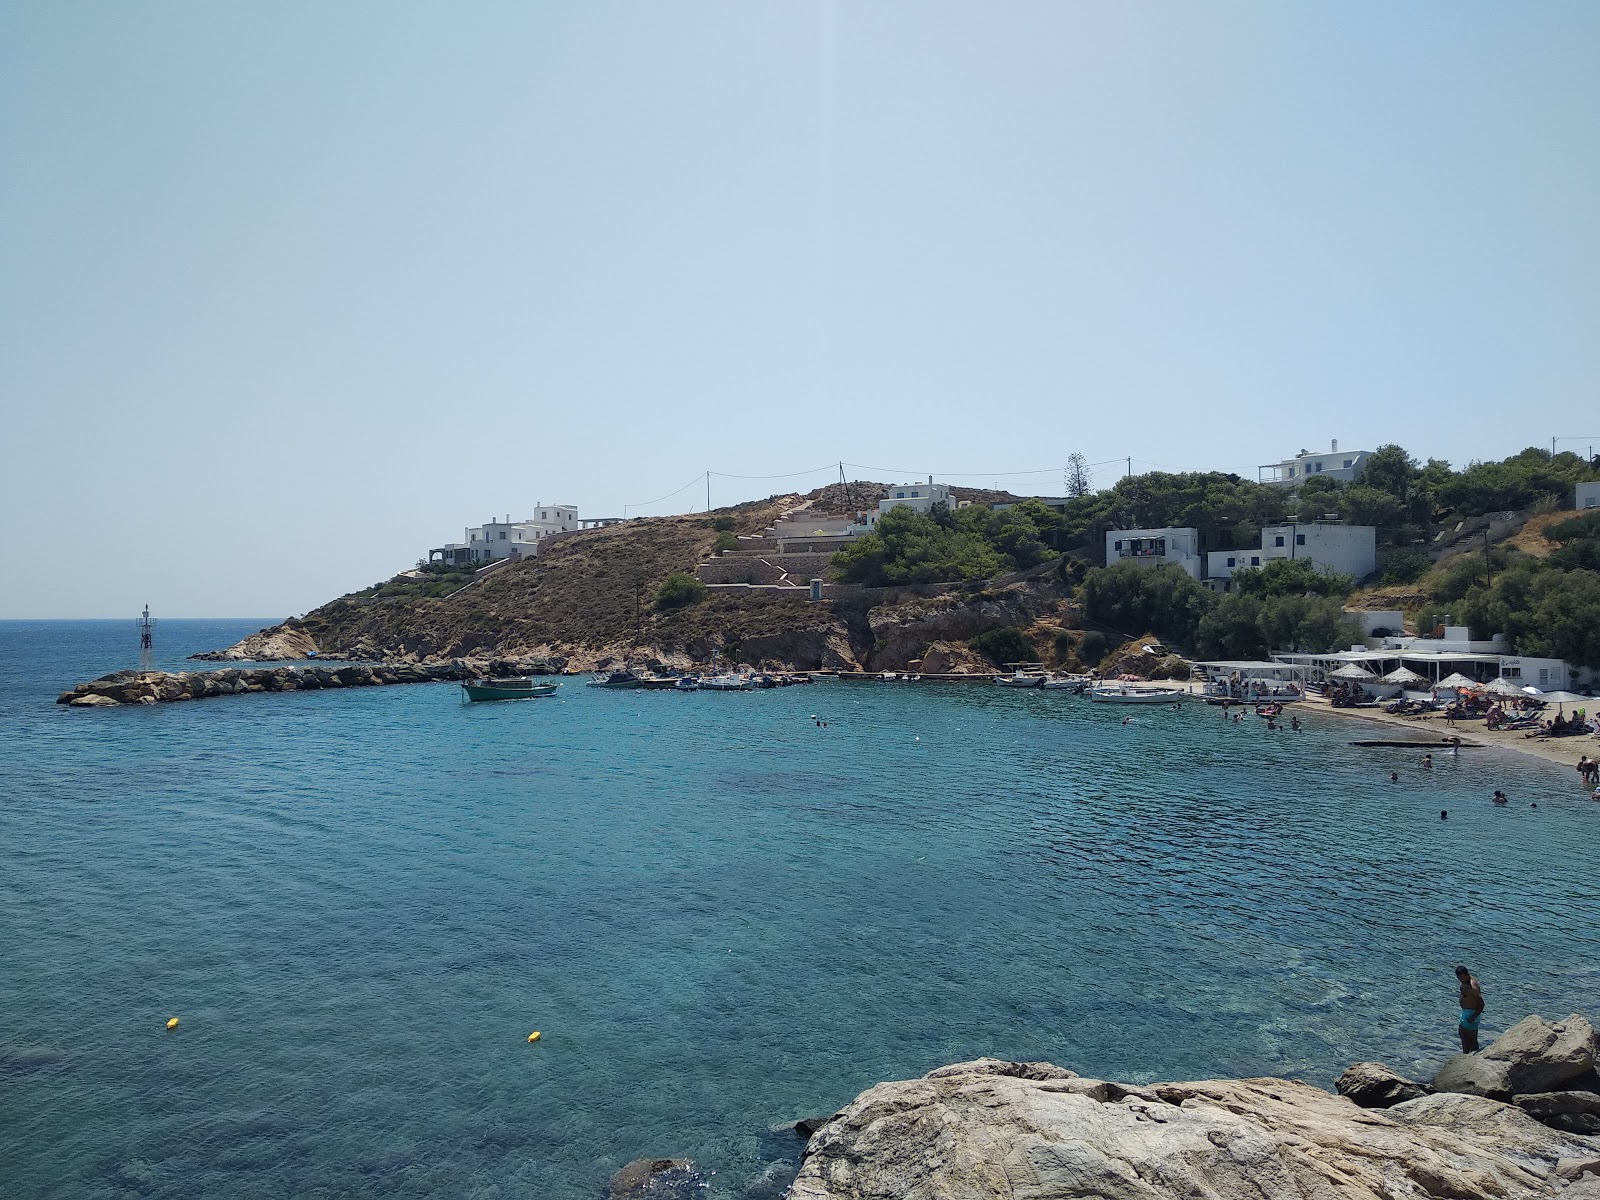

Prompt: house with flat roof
xmin=1104 ymin=527 xmax=1203 ymax=580
xmin=1206 ymin=522 xmax=1376 ymax=590
xmin=1577 ymin=481 xmax=1600 ymax=510
xmin=1259 ymin=440 xmax=1371 ymax=487
xmin=428 ymin=504 xmax=580 ymax=566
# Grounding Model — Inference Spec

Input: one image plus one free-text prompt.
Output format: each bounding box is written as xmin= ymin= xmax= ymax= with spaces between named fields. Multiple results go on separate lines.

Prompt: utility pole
xmin=138 ymin=604 xmax=155 ymax=672
xmin=634 ymin=578 xmax=643 ymax=644
xmin=706 ymin=471 xmax=711 ymax=514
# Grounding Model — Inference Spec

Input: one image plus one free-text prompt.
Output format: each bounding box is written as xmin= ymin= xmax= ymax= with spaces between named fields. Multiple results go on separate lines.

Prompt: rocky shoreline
xmin=54 ymin=658 xmax=559 ymax=707
xmin=613 ymin=1013 xmax=1600 ymax=1199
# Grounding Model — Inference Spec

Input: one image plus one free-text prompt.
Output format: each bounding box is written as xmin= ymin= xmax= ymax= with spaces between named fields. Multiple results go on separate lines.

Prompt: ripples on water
xmin=3 ymin=620 xmax=1598 ymax=1198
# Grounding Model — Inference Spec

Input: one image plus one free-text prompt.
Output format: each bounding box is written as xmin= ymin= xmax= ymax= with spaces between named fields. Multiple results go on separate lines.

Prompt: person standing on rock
xmin=1455 ymin=966 xmax=1484 ymax=1052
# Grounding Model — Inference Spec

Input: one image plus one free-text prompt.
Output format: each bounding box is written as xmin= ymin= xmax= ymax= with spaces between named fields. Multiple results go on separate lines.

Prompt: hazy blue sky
xmin=4 ymin=2 xmax=1598 ymax=618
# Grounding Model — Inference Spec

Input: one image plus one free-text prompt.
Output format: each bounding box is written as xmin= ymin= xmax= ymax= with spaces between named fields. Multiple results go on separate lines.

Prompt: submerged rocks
xmin=790 ymin=1058 xmax=1600 ymax=1200
xmin=607 ymin=1157 xmax=703 ymax=1199
xmin=1335 ymin=1061 xmax=1431 ymax=1108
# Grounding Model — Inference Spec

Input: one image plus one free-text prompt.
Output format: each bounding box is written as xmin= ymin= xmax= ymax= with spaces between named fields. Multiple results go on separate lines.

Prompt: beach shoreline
xmin=1297 ymin=692 xmax=1599 ymax=775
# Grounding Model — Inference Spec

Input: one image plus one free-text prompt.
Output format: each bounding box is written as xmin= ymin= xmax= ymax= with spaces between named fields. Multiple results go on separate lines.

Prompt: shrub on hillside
xmin=711 ymin=516 xmax=736 ymax=532
xmin=1077 ymin=630 xmax=1109 ymax=666
xmin=714 ymin=532 xmax=738 ymax=553
xmin=1379 ymin=549 xmax=1430 ymax=584
xmin=970 ymin=627 xmax=1034 ymax=667
xmin=655 ymin=571 xmax=708 ymax=610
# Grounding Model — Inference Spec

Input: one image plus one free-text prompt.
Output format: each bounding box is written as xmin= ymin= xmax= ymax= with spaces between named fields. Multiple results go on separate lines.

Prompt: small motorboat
xmin=699 ymin=674 xmax=752 ymax=691
xmin=995 ymin=663 xmax=1048 ymax=689
xmin=1087 ymin=684 xmax=1184 ymax=704
xmin=461 ymin=677 xmax=560 ymax=702
xmin=1042 ymin=673 xmax=1090 ymax=692
xmin=673 ymin=676 xmax=701 ymax=692
xmin=587 ymin=669 xmax=641 ymax=688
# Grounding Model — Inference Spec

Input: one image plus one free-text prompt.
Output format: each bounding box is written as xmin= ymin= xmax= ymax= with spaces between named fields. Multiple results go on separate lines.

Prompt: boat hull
xmin=1087 ymin=688 xmax=1183 ymax=704
xmin=461 ymin=682 xmax=559 ymax=702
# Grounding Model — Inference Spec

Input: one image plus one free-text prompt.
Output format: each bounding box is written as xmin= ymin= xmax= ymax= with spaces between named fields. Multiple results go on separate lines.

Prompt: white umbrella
xmin=1534 ymin=690 xmax=1589 ymax=706
xmin=1522 ymin=685 xmax=1545 ymax=696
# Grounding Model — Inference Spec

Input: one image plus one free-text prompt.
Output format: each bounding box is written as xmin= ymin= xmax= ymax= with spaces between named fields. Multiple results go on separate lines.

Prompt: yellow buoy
xmin=166 ymin=1017 xmax=179 ymax=1031
xmin=527 ymin=1031 xmax=541 ymax=1043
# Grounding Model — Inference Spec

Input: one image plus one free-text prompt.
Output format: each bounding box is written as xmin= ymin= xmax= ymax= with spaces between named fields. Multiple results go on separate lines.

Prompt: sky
xmin=3 ymin=1 xmax=1598 ymax=618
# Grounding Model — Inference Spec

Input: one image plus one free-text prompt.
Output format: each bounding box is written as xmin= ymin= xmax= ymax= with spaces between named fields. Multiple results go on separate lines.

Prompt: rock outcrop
xmin=1432 ymin=1014 xmax=1598 ymax=1102
xmin=191 ymin=623 xmax=321 ymax=661
xmin=789 ymin=1057 xmax=1600 ymax=1200
xmin=1334 ymin=1061 xmax=1430 ymax=1108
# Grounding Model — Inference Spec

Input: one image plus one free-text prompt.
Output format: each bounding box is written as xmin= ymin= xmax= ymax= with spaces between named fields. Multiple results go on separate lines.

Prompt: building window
xmin=1503 ymin=666 xmax=1521 ymax=678
xmin=1287 ymin=466 xmax=1296 ymax=476
xmin=1114 ymin=540 xmax=1123 ymax=551
xmin=910 ymin=490 xmax=920 ymax=497
xmin=1274 ymin=536 xmax=1285 ymax=547
xmin=1296 ymin=534 xmax=1306 ymax=545
xmin=1315 ymin=462 xmax=1324 ymax=472
xmin=1251 ymin=556 xmax=1260 ymax=566
xmin=499 ymin=531 xmax=507 ymax=539
xmin=1226 ymin=557 xmax=1235 ymax=567
xmin=1539 ymin=668 xmax=1550 ymax=684
xmin=895 ymin=491 xmax=904 ymax=498
xmin=1342 ymin=459 xmax=1353 ymax=468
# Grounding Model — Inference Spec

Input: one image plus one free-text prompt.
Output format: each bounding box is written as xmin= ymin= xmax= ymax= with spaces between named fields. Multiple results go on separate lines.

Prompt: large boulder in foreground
xmin=1335 ymin=1061 xmax=1430 ymax=1109
xmin=788 ymin=1057 xmax=1599 ymax=1200
xmin=1485 ymin=1015 xmax=1600 ymax=1095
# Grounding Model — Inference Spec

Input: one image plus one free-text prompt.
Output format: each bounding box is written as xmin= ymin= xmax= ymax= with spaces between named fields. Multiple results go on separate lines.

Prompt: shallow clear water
xmin=3 ymin=620 xmax=1598 ymax=1199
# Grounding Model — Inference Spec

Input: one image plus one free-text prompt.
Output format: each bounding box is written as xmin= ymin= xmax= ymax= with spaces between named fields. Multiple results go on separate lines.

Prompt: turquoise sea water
xmin=3 ymin=619 xmax=1599 ymax=1199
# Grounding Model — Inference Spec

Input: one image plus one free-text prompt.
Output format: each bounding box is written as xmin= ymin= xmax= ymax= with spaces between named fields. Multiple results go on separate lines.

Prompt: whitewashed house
xmin=1104 ymin=527 xmax=1204 ymax=580
xmin=1207 ymin=523 xmax=1376 ymax=589
xmin=1577 ymin=482 xmax=1600 ymax=510
xmin=429 ymin=504 xmax=580 ymax=566
xmin=1259 ymin=440 xmax=1371 ymax=487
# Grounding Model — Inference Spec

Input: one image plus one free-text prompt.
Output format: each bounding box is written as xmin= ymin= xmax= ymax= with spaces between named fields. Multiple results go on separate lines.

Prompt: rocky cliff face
xmin=788 ymin=1057 xmax=1600 ymax=1200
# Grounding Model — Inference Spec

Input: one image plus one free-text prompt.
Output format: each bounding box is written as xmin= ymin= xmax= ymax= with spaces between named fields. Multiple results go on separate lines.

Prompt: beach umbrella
xmin=1381 ymin=667 xmax=1427 ymax=686
xmin=1535 ymin=690 xmax=1589 ymax=707
xmin=1330 ymin=663 xmax=1378 ymax=681
xmin=1434 ymin=672 xmax=1477 ymax=691
xmin=1522 ymin=685 xmax=1544 ymax=695
xmin=1483 ymin=677 xmax=1525 ymax=698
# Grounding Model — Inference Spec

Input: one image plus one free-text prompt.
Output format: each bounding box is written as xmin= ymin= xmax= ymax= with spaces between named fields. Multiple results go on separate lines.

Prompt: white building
xmin=1259 ymin=440 xmax=1371 ymax=487
xmin=1105 ymin=527 xmax=1204 ymax=580
xmin=1577 ymin=482 xmax=1600 ymax=510
xmin=878 ymin=480 xmax=950 ymax=518
xmin=430 ymin=504 xmax=580 ymax=566
xmin=1207 ymin=522 xmax=1376 ymax=589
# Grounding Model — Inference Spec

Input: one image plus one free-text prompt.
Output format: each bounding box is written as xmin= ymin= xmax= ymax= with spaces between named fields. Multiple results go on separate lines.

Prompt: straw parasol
xmin=1330 ymin=663 xmax=1378 ymax=681
xmin=1483 ymin=677 xmax=1525 ymax=698
xmin=1381 ymin=667 xmax=1428 ymax=686
xmin=1434 ymin=672 xmax=1477 ymax=691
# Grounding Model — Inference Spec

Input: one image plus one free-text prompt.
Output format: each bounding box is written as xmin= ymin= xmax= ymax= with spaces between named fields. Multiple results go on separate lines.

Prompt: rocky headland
xmin=55 ymin=659 xmax=556 ymax=706
xmin=628 ymin=1014 xmax=1600 ymax=1199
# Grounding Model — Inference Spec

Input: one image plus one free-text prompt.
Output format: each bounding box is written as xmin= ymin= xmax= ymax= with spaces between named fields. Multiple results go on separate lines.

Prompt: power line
xmin=708 ymin=463 xmax=839 ymax=481
xmin=623 ymin=472 xmax=707 ymax=516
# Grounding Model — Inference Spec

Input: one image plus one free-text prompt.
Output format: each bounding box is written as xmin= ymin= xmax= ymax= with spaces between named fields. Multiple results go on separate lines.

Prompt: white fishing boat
xmin=1087 ymin=684 xmax=1184 ymax=704
xmin=1042 ymin=673 xmax=1090 ymax=692
xmin=994 ymin=663 xmax=1048 ymax=689
xmin=699 ymin=673 xmax=752 ymax=691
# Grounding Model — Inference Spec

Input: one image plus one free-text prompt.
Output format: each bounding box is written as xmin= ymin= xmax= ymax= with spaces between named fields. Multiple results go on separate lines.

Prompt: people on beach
xmin=1492 ymin=790 xmax=1508 ymax=805
xmin=1455 ymin=966 xmax=1484 ymax=1052
xmin=1578 ymin=757 xmax=1598 ymax=789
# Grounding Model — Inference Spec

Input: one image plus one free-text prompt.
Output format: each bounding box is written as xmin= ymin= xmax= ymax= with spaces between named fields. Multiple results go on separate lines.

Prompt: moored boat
xmin=995 ymin=663 xmax=1048 ymax=688
xmin=588 ymin=672 xmax=643 ymax=691
xmin=699 ymin=673 xmax=752 ymax=691
xmin=461 ymin=677 xmax=560 ymax=702
xmin=1087 ymin=684 xmax=1184 ymax=704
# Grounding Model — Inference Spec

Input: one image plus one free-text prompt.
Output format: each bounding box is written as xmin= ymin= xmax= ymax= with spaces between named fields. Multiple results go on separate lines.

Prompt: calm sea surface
xmin=3 ymin=619 xmax=1599 ymax=1198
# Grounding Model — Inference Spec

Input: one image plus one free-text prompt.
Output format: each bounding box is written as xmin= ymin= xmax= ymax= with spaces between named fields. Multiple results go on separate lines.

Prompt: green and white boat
xmin=461 ymin=677 xmax=560 ymax=702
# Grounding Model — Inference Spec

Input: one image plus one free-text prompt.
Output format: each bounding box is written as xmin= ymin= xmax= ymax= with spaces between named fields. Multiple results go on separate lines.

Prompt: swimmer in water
xmin=1492 ymin=790 xmax=1508 ymax=805
xmin=1422 ymin=753 xmax=1433 ymax=769
xmin=1389 ymin=771 xmax=1399 ymax=783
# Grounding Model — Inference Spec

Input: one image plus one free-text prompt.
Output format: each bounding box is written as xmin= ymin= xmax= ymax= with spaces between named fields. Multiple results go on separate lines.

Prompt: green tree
xmin=1231 ymin=558 xmax=1353 ymax=599
xmin=970 ymin=626 xmax=1034 ymax=666
xmin=655 ymin=571 xmax=708 ymax=610
xmin=1081 ymin=561 xmax=1217 ymax=649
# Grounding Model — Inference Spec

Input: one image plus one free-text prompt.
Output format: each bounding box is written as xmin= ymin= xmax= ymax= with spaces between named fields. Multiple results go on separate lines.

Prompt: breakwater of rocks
xmin=56 ymin=660 xmax=555 ymax=707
